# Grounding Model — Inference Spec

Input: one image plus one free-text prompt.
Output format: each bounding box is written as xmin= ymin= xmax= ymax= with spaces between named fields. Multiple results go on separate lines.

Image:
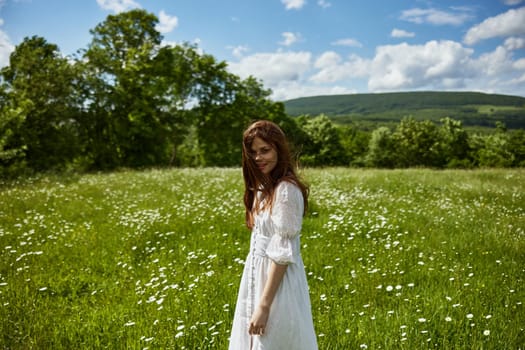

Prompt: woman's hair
xmin=242 ymin=120 xmax=308 ymax=229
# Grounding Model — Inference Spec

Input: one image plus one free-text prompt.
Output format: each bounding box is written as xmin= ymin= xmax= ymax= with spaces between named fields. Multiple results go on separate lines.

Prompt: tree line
xmin=298 ymin=115 xmax=524 ymax=168
xmin=1 ymin=10 xmax=523 ymax=178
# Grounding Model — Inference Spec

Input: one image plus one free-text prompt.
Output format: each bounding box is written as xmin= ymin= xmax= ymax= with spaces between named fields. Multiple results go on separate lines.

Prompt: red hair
xmin=242 ymin=120 xmax=308 ymax=229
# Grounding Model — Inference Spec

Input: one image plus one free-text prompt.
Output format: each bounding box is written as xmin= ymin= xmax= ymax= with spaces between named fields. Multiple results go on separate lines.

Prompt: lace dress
xmin=229 ymin=181 xmax=318 ymax=350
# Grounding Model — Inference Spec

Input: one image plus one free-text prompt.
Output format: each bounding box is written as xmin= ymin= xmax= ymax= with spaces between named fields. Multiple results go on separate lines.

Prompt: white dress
xmin=229 ymin=181 xmax=318 ymax=350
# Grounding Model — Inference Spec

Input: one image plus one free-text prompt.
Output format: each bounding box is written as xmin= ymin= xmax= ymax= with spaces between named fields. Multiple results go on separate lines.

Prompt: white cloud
xmin=504 ymin=36 xmax=525 ymax=50
xmin=227 ymin=51 xmax=311 ymax=87
xmin=391 ymin=28 xmax=415 ymax=38
xmin=474 ymin=46 xmax=514 ymax=76
xmin=281 ymin=0 xmax=306 ymax=10
xmin=156 ymin=10 xmax=178 ymax=34
xmin=271 ymin=81 xmax=356 ymax=101
xmin=368 ymin=41 xmax=475 ymax=91
xmin=317 ymin=0 xmax=331 ymax=8
xmin=280 ymin=32 xmax=301 ymax=46
xmin=464 ymin=7 xmax=525 ymax=45
xmin=513 ymin=58 xmax=525 ymax=70
xmin=0 ymin=20 xmax=13 ymax=68
xmin=311 ymin=53 xmax=369 ymax=83
xmin=228 ymin=49 xmax=358 ymax=101
xmin=96 ymin=0 xmax=140 ymax=13
xmin=509 ymin=72 xmax=525 ymax=86
xmin=229 ymin=45 xmax=249 ymax=58
xmin=400 ymin=7 xmax=473 ymax=26
xmin=467 ymin=44 xmax=525 ymax=94
xmin=331 ymin=38 xmax=363 ymax=47
xmin=503 ymin=0 xmax=523 ymax=5
xmin=314 ymin=51 xmax=341 ymax=69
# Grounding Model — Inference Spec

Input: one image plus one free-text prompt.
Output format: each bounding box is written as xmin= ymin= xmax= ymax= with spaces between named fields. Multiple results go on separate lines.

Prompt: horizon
xmin=282 ymin=90 xmax=525 ymax=102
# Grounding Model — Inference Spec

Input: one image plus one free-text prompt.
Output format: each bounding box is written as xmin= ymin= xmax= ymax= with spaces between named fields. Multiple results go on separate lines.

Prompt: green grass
xmin=476 ymin=105 xmax=524 ymax=114
xmin=1 ymin=168 xmax=524 ymax=349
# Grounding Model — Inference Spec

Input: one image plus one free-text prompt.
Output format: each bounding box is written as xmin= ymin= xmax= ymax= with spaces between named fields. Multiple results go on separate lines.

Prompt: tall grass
xmin=0 ymin=168 xmax=523 ymax=349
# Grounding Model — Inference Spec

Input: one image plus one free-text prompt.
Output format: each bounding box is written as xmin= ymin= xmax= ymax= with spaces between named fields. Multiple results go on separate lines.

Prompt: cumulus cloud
xmin=281 ymin=0 xmax=306 ymax=10
xmin=331 ymin=38 xmax=363 ymax=47
xmin=271 ymin=81 xmax=356 ymax=101
xmin=156 ymin=10 xmax=178 ymax=34
xmin=368 ymin=41 xmax=475 ymax=91
xmin=279 ymin=32 xmax=301 ymax=46
xmin=474 ymin=46 xmax=515 ymax=76
xmin=96 ymin=0 xmax=140 ymax=13
xmin=228 ymin=49 xmax=358 ymax=101
xmin=464 ymin=7 xmax=525 ymax=45
xmin=400 ymin=7 xmax=473 ymax=26
xmin=314 ymin=51 xmax=341 ymax=69
xmin=514 ymin=58 xmax=525 ymax=70
xmin=311 ymin=52 xmax=369 ymax=83
xmin=229 ymin=45 xmax=249 ymax=58
xmin=0 ymin=19 xmax=13 ymax=68
xmin=504 ymin=36 xmax=525 ymax=50
xmin=227 ymin=51 xmax=311 ymax=86
xmin=391 ymin=28 xmax=415 ymax=38
xmin=310 ymin=40 xmax=524 ymax=95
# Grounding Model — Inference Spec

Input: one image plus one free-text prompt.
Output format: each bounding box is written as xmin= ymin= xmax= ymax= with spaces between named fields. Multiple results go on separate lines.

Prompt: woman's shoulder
xmin=276 ymin=179 xmax=300 ymax=190
xmin=275 ymin=179 xmax=303 ymax=202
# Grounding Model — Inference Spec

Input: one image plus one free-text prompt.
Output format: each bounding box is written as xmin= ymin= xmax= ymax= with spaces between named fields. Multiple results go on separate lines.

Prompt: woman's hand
xmin=248 ymin=305 xmax=270 ymax=336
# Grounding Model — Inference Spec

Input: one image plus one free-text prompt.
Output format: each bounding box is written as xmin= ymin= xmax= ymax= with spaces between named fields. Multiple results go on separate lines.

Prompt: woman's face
xmin=251 ymin=136 xmax=278 ymax=175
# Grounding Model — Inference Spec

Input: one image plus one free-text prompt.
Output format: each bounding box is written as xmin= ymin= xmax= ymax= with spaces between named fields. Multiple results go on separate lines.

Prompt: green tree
xmin=470 ymin=124 xmax=514 ymax=167
xmin=508 ymin=129 xmax=525 ymax=167
xmin=393 ymin=117 xmax=443 ymax=167
xmin=365 ymin=126 xmax=396 ymax=168
xmin=439 ymin=117 xmax=471 ymax=168
xmin=338 ymin=125 xmax=369 ymax=166
xmin=0 ymin=36 xmax=81 ymax=173
xmin=81 ymin=9 xmax=187 ymax=169
xmin=0 ymin=85 xmax=28 ymax=176
xmin=296 ymin=115 xmax=344 ymax=166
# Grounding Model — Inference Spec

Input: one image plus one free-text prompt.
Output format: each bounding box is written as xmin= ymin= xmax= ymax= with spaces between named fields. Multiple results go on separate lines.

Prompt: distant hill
xmin=283 ymin=91 xmax=525 ymax=129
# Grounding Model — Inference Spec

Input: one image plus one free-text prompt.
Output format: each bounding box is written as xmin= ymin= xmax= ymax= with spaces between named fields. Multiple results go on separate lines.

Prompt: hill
xmin=283 ymin=91 xmax=525 ymax=129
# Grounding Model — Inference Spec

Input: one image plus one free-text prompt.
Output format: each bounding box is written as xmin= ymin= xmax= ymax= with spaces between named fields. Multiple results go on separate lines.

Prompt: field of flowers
xmin=0 ymin=168 xmax=523 ymax=349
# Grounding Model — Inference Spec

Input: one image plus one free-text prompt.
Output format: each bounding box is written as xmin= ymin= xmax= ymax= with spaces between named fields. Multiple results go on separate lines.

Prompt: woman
xmin=229 ymin=120 xmax=318 ymax=350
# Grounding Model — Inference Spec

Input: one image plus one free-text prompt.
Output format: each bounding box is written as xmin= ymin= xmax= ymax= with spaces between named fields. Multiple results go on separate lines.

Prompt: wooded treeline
xmin=1 ymin=10 xmax=524 ymax=177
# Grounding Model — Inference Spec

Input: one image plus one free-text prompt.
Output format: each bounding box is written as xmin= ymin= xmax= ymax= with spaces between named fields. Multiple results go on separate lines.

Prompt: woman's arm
xmin=248 ymin=261 xmax=288 ymax=335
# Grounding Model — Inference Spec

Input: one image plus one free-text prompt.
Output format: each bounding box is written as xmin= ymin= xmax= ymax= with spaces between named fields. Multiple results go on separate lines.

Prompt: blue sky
xmin=1 ymin=0 xmax=525 ymax=100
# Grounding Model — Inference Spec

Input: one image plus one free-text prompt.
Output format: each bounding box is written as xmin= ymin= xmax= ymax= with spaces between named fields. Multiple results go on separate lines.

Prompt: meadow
xmin=0 ymin=168 xmax=523 ymax=349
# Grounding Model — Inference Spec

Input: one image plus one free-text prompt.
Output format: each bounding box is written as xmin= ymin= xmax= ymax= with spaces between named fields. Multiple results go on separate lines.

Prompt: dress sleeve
xmin=266 ymin=181 xmax=304 ymax=265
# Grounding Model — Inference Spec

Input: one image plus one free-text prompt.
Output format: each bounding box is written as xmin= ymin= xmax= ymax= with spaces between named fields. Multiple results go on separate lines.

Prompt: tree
xmin=365 ymin=126 xmax=396 ymax=168
xmin=0 ymin=36 xmax=81 ymax=172
xmin=0 ymin=85 xmax=28 ymax=176
xmin=439 ymin=117 xmax=471 ymax=168
xmin=393 ymin=117 xmax=443 ymax=167
xmin=470 ymin=124 xmax=514 ymax=167
xmin=296 ymin=115 xmax=344 ymax=166
xmin=81 ymin=9 xmax=182 ymax=169
xmin=508 ymin=129 xmax=525 ymax=167
xmin=338 ymin=125 xmax=369 ymax=166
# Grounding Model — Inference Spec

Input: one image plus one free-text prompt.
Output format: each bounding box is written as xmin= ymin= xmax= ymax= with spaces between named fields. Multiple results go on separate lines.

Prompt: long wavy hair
xmin=242 ymin=120 xmax=308 ymax=229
